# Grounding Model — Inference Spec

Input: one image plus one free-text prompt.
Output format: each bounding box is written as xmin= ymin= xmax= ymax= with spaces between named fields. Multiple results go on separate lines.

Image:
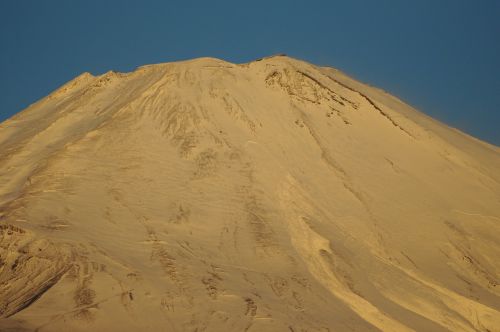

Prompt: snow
xmin=0 ymin=55 xmax=499 ymax=331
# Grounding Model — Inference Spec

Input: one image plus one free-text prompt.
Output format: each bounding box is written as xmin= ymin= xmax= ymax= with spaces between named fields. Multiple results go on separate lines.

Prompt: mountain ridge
xmin=0 ymin=55 xmax=499 ymax=332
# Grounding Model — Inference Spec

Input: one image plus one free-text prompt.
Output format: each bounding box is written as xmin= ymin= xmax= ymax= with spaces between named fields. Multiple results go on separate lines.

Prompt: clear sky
xmin=1 ymin=0 xmax=499 ymax=145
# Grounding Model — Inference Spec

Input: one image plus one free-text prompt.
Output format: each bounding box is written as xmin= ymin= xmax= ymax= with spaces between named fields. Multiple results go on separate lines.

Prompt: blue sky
xmin=1 ymin=0 xmax=499 ymax=145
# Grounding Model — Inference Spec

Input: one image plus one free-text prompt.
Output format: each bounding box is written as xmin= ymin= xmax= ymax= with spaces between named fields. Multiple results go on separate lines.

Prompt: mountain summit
xmin=1 ymin=56 xmax=499 ymax=331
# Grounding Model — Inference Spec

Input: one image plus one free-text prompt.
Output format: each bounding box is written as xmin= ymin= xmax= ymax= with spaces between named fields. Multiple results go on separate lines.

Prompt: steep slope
xmin=0 ymin=55 xmax=499 ymax=332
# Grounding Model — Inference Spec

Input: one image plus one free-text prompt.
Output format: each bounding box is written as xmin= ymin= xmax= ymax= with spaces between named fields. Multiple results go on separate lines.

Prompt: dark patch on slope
xmin=323 ymin=74 xmax=415 ymax=138
xmin=4 ymin=268 xmax=68 ymax=318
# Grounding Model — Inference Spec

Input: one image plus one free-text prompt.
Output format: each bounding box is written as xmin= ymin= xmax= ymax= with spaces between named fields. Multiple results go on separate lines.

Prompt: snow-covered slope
xmin=0 ymin=55 xmax=499 ymax=332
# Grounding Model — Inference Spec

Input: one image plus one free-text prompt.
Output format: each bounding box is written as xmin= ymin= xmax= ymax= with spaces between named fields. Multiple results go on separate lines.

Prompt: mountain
xmin=0 ymin=55 xmax=499 ymax=332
